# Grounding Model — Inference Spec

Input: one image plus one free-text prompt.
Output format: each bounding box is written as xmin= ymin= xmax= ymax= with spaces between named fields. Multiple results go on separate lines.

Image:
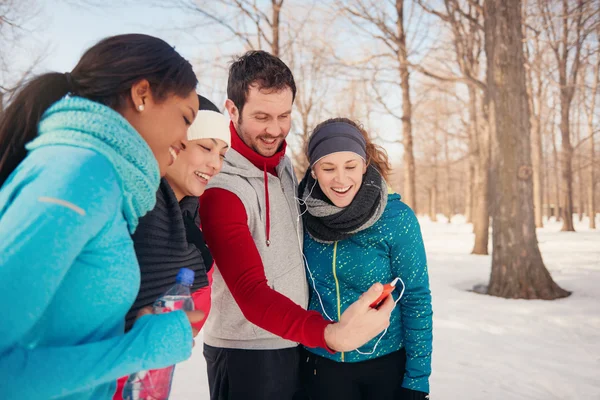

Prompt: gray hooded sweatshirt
xmin=203 ymin=149 xmax=309 ymax=349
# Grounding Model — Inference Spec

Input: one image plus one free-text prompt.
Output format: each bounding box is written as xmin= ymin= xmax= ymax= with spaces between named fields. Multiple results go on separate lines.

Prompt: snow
xmin=170 ymin=216 xmax=600 ymax=399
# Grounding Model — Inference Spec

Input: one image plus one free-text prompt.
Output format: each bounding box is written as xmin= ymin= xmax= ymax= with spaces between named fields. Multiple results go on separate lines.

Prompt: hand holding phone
xmin=369 ymin=277 xmax=400 ymax=308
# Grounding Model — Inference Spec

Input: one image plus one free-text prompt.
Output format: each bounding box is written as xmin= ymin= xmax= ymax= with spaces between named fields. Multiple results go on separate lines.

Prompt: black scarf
xmin=298 ymin=165 xmax=388 ymax=243
xmin=124 ymin=179 xmax=212 ymax=331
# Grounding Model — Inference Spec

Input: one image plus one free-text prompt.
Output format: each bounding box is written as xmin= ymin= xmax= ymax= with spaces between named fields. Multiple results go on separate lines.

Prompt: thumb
xmin=185 ymin=310 xmax=205 ymax=324
xmin=357 ymin=282 xmax=384 ymax=306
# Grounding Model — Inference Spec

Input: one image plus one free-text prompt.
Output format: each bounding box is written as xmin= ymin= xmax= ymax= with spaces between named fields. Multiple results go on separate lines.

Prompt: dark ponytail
xmin=0 ymin=33 xmax=197 ymax=186
xmin=0 ymin=73 xmax=71 ymax=185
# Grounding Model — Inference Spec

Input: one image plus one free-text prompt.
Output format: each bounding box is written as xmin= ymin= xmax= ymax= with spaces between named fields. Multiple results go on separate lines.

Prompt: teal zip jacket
xmin=0 ymin=97 xmax=193 ymax=400
xmin=303 ymin=192 xmax=433 ymax=393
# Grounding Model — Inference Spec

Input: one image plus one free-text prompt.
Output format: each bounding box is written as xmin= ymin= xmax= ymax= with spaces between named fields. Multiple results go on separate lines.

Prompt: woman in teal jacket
xmin=298 ymin=118 xmax=433 ymax=400
xmin=0 ymin=34 xmax=203 ymax=400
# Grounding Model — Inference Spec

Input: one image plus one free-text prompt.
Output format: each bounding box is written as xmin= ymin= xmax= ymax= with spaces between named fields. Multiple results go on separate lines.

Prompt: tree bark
xmin=527 ymin=45 xmax=545 ymax=228
xmin=429 ymin=187 xmax=438 ymax=222
xmin=551 ymin=115 xmax=562 ymax=221
xmin=445 ymin=127 xmax=453 ymax=223
xmin=484 ymin=0 xmax=570 ymax=300
xmin=575 ymin=104 xmax=585 ymax=222
xmin=589 ymin=122 xmax=596 ymax=229
xmin=396 ymin=0 xmax=417 ymax=213
xmin=470 ymin=86 xmax=490 ymax=255
xmin=430 ymin=131 xmax=439 ymax=222
xmin=544 ymin=135 xmax=552 ymax=220
xmin=465 ymin=161 xmax=474 ymax=223
xmin=587 ymin=48 xmax=599 ymax=229
xmin=559 ymin=88 xmax=575 ymax=231
xmin=271 ymin=0 xmax=283 ymax=57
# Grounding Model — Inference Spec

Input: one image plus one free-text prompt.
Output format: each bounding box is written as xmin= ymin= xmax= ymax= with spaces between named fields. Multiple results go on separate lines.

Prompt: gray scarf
xmin=298 ymin=165 xmax=388 ymax=243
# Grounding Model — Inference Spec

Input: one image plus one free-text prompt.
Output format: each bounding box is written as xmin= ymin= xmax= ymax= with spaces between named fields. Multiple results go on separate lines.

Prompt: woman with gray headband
xmin=298 ymin=118 xmax=433 ymax=400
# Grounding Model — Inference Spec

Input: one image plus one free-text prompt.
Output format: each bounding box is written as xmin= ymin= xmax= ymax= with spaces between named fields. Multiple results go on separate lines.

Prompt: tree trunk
xmin=465 ymin=161 xmax=474 ymax=223
xmin=429 ymin=187 xmax=438 ymax=222
xmin=430 ymin=134 xmax=438 ymax=222
xmin=467 ymin=90 xmax=478 ymax=228
xmin=533 ymin=92 xmax=544 ymax=228
xmin=484 ymin=0 xmax=570 ymax=299
xmin=470 ymin=86 xmax=490 ymax=255
xmin=471 ymin=146 xmax=490 ymax=255
xmin=590 ymin=125 xmax=596 ymax=229
xmin=559 ymin=90 xmax=575 ymax=231
xmin=551 ymin=117 xmax=561 ymax=221
xmin=445 ymin=127 xmax=453 ymax=223
xmin=271 ymin=0 xmax=282 ymax=57
xmin=526 ymin=41 xmax=544 ymax=228
xmin=544 ymin=137 xmax=552 ymax=221
xmin=575 ymin=106 xmax=585 ymax=222
xmin=396 ymin=0 xmax=417 ymax=213
xmin=587 ymin=53 xmax=598 ymax=229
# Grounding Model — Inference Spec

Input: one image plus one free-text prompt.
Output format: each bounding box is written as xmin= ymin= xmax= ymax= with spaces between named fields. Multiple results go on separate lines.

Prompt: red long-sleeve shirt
xmin=199 ymin=125 xmax=331 ymax=349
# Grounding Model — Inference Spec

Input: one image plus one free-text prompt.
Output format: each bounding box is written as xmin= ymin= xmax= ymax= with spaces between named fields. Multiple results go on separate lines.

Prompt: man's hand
xmin=324 ymin=283 xmax=394 ymax=352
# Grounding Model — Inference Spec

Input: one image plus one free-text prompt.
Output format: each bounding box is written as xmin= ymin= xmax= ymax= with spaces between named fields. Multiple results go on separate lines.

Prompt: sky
xmin=40 ymin=2 xmax=199 ymax=73
xmin=8 ymin=0 xmax=424 ymax=165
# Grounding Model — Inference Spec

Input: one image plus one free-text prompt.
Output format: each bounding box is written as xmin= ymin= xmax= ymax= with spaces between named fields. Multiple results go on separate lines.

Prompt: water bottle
xmin=122 ymin=268 xmax=195 ymax=400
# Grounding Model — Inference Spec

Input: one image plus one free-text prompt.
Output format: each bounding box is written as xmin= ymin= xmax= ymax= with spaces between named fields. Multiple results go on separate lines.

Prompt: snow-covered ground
xmin=171 ymin=216 xmax=600 ymax=399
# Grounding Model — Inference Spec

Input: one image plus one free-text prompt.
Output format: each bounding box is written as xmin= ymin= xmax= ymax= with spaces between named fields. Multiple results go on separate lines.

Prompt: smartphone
xmin=369 ymin=277 xmax=400 ymax=308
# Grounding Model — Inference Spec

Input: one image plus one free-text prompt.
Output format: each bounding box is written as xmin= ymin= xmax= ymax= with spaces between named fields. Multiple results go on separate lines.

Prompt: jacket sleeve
xmin=199 ymin=188 xmax=332 ymax=349
xmin=390 ymin=205 xmax=433 ymax=393
xmin=190 ymin=267 xmax=213 ymax=330
xmin=0 ymin=155 xmax=192 ymax=399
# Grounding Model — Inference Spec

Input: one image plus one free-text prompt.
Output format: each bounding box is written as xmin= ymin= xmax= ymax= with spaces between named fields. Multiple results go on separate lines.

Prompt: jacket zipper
xmin=332 ymin=241 xmax=344 ymax=362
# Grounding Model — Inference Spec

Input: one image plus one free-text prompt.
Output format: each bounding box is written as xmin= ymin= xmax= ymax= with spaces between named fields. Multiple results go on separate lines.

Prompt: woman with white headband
xmin=298 ymin=118 xmax=433 ymax=400
xmin=113 ymin=95 xmax=231 ymax=400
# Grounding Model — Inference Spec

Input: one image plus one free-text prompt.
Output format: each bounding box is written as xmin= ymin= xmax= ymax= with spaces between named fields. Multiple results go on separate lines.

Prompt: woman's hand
xmin=136 ymin=307 xmax=204 ymax=342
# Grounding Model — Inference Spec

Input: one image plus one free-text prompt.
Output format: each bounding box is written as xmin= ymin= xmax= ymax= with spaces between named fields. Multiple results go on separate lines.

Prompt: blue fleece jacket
xmin=303 ymin=193 xmax=433 ymax=393
xmin=0 ymin=97 xmax=192 ymax=400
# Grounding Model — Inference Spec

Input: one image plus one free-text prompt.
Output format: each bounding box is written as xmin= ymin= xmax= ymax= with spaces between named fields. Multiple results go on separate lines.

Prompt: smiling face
xmin=165 ymin=138 xmax=229 ymax=200
xmin=225 ymin=84 xmax=293 ymax=157
xmin=313 ymin=151 xmax=368 ymax=208
xmin=123 ymin=80 xmax=199 ymax=176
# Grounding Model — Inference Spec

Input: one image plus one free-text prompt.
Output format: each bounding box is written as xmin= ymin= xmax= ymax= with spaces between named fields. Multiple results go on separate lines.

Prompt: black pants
xmin=300 ymin=348 xmax=407 ymax=400
xmin=203 ymin=344 xmax=302 ymax=400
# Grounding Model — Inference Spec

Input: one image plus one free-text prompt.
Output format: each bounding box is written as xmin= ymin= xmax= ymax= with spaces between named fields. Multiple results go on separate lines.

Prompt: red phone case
xmin=369 ymin=278 xmax=399 ymax=308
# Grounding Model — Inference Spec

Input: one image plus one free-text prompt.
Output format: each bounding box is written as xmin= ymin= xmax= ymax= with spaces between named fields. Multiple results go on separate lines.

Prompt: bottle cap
xmin=176 ymin=268 xmax=195 ymax=286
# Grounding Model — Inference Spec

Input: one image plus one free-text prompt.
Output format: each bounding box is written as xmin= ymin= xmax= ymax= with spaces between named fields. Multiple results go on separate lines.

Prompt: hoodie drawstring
xmin=263 ymin=163 xmax=271 ymax=247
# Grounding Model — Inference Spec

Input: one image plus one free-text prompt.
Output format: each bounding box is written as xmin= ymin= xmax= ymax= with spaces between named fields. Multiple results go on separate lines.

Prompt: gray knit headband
xmin=308 ymin=122 xmax=367 ymax=167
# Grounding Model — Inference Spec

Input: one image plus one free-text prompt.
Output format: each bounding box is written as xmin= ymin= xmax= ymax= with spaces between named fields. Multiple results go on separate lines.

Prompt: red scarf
xmin=229 ymin=122 xmax=288 ymax=246
xmin=229 ymin=122 xmax=286 ymax=176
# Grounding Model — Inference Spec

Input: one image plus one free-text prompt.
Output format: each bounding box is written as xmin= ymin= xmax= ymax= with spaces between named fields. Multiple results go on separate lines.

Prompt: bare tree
xmin=337 ymin=0 xmax=418 ymax=212
xmin=539 ymin=0 xmax=599 ymax=231
xmin=160 ymin=0 xmax=286 ymax=57
xmin=485 ymin=0 xmax=570 ymax=299
xmin=0 ymin=0 xmax=45 ymax=113
xmin=582 ymin=27 xmax=599 ymax=228
xmin=288 ymin=27 xmax=335 ymax=174
xmin=444 ymin=123 xmax=454 ymax=223
xmin=524 ymin=4 xmax=550 ymax=228
xmin=550 ymin=104 xmax=562 ymax=221
xmin=418 ymin=0 xmax=491 ymax=254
